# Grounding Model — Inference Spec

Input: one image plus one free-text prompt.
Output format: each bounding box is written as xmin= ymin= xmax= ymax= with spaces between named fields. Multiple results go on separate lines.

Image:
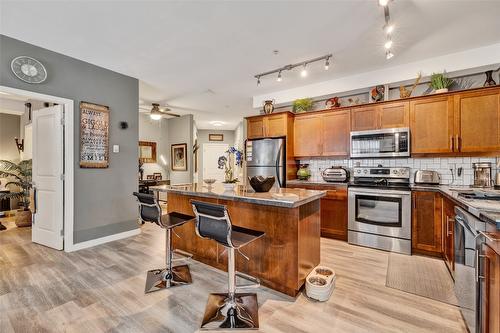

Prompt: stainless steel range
xmin=348 ymin=166 xmax=412 ymax=255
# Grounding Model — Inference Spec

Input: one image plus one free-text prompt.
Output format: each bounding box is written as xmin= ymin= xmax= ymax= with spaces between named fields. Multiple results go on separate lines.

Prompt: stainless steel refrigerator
xmin=245 ymin=138 xmax=286 ymax=188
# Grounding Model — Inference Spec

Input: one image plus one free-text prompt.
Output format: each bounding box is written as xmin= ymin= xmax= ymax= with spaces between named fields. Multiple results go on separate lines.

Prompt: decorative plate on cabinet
xmin=11 ymin=56 xmax=47 ymax=84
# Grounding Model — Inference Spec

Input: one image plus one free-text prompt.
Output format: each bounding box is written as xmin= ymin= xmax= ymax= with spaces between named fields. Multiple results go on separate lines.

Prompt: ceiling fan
xmin=139 ymin=103 xmax=180 ymax=120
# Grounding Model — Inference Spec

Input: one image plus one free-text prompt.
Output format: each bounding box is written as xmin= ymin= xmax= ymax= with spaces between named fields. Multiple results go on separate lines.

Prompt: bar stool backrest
xmin=191 ymin=200 xmax=233 ymax=247
xmin=133 ymin=192 xmax=162 ymax=225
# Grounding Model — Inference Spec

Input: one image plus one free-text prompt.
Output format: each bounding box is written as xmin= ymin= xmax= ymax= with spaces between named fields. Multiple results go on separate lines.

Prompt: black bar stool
xmin=133 ymin=192 xmax=195 ymax=293
xmin=191 ymin=200 xmax=265 ymax=330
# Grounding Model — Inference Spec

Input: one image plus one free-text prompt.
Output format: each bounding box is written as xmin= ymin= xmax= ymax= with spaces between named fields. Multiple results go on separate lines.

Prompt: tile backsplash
xmin=299 ymin=157 xmax=500 ymax=186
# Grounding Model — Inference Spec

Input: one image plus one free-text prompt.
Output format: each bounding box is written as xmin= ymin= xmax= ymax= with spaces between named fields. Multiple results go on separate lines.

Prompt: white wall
xmin=197 ymin=129 xmax=235 ymax=184
xmin=168 ymin=115 xmax=194 ymax=185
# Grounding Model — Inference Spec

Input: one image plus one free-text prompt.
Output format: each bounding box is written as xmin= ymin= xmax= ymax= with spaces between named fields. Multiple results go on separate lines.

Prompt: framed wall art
xmin=139 ymin=141 xmax=157 ymax=163
xmin=171 ymin=143 xmax=187 ymax=171
xmin=79 ymin=101 xmax=109 ymax=168
xmin=209 ymin=133 xmax=224 ymax=141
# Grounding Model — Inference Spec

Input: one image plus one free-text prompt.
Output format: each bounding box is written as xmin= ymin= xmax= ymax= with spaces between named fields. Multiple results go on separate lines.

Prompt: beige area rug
xmin=386 ymin=253 xmax=459 ymax=306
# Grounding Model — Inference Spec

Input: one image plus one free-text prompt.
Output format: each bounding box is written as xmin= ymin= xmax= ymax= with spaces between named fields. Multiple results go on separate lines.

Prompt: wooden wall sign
xmin=79 ymin=102 xmax=109 ymax=168
xmin=209 ymin=133 xmax=224 ymax=141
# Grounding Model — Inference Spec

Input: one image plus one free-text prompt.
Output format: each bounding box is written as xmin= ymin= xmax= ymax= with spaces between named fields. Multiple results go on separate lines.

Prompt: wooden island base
xmin=167 ymin=192 xmax=321 ymax=296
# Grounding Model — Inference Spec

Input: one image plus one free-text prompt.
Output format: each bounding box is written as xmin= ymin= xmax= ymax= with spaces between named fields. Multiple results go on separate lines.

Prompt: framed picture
xmin=209 ymin=134 xmax=224 ymax=141
xmin=153 ymin=172 xmax=162 ymax=180
xmin=79 ymin=102 xmax=109 ymax=168
xmin=171 ymin=143 xmax=187 ymax=171
xmin=139 ymin=141 xmax=157 ymax=163
xmin=146 ymin=175 xmax=154 ymax=180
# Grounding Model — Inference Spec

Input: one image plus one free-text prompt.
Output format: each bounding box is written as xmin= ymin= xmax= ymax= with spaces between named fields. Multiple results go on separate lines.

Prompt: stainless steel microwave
xmin=350 ymin=127 xmax=410 ymax=158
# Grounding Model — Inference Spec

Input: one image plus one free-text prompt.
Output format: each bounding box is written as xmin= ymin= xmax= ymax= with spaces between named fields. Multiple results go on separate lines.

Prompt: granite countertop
xmin=149 ymin=183 xmax=326 ymax=208
xmin=287 ymin=179 xmax=349 ymax=187
xmin=411 ymin=184 xmax=500 ymax=228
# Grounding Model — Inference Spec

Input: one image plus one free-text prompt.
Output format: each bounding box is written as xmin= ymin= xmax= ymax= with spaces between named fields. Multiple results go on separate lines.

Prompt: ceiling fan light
xmin=379 ymin=0 xmax=389 ymax=6
xmin=150 ymin=113 xmax=162 ymax=120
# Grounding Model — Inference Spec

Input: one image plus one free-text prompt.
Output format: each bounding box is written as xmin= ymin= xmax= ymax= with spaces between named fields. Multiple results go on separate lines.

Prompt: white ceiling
xmin=1 ymin=1 xmax=500 ymax=129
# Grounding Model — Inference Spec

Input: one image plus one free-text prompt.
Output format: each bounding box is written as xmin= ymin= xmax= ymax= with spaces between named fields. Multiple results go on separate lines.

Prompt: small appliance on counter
xmin=321 ymin=166 xmax=350 ymax=183
xmin=472 ymin=162 xmax=493 ymax=188
xmin=296 ymin=164 xmax=311 ymax=180
xmin=414 ymin=170 xmax=441 ymax=185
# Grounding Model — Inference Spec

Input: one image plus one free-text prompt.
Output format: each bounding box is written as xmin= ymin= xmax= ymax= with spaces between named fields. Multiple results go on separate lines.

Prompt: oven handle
xmin=349 ymin=189 xmax=411 ymax=198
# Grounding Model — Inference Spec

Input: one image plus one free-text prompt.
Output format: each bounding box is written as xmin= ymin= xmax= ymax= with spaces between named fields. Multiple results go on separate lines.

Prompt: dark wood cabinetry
xmin=480 ymin=241 xmax=500 ymax=333
xmin=287 ymin=183 xmax=348 ymax=241
xmin=412 ymin=191 xmax=443 ymax=256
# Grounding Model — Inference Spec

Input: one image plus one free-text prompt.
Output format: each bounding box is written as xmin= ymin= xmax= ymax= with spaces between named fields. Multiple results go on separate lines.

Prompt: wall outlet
xmin=113 ymin=145 xmax=119 ymax=153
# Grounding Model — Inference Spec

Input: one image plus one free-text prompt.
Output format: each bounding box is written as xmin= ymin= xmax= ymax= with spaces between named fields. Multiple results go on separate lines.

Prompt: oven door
xmin=348 ymin=187 xmax=411 ymax=239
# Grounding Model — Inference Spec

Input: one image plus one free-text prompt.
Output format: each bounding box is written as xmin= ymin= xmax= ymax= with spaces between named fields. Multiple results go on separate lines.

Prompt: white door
xmin=32 ymin=105 xmax=64 ymax=250
xmin=203 ymin=143 xmax=229 ymax=182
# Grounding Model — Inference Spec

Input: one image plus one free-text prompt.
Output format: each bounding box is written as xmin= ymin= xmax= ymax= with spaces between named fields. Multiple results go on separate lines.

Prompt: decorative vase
xmin=483 ymin=70 xmax=497 ymax=87
xmin=223 ymin=182 xmax=236 ymax=191
xmin=297 ymin=164 xmax=311 ymax=180
xmin=15 ymin=209 xmax=32 ymax=227
xmin=263 ymin=100 xmax=275 ymax=114
xmin=434 ymin=88 xmax=449 ymax=94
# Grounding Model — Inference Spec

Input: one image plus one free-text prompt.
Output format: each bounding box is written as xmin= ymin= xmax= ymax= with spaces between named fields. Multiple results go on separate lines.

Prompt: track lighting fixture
xmin=386 ymin=50 xmax=394 ymax=60
xmin=300 ymin=64 xmax=308 ymax=77
xmin=384 ymin=39 xmax=393 ymax=49
xmin=383 ymin=23 xmax=394 ymax=35
xmin=378 ymin=0 xmax=389 ymax=6
xmin=381 ymin=1 xmax=395 ymax=60
xmin=254 ymin=53 xmax=331 ymax=85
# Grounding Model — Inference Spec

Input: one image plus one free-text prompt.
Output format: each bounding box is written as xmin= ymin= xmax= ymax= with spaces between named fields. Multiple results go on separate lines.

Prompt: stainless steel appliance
xmin=472 ymin=162 xmax=493 ymax=188
xmin=350 ymin=127 xmax=410 ymax=158
xmin=245 ymin=138 xmax=286 ymax=188
xmin=414 ymin=170 xmax=441 ymax=185
xmin=454 ymin=207 xmax=486 ymax=333
xmin=348 ymin=166 xmax=412 ymax=254
xmin=321 ymin=166 xmax=349 ymax=182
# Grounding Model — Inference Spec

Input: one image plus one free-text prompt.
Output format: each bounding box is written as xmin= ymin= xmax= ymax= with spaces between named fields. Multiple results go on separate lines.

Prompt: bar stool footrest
xmin=235 ymin=271 xmax=261 ymax=290
xmin=144 ymin=264 xmax=192 ymax=293
xmin=171 ymin=248 xmax=193 ymax=262
xmin=201 ymin=293 xmax=259 ymax=329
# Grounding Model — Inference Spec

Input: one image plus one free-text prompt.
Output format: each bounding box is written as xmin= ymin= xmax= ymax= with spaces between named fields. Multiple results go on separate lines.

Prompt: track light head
xmin=257 ymin=76 xmax=261 ymax=86
xmin=379 ymin=0 xmax=389 ymax=6
xmin=277 ymin=71 xmax=282 ymax=82
xmin=383 ymin=23 xmax=394 ymax=35
xmin=386 ymin=50 xmax=394 ymax=60
xmin=384 ymin=39 xmax=393 ymax=49
xmin=324 ymin=57 xmax=330 ymax=70
xmin=300 ymin=64 xmax=308 ymax=77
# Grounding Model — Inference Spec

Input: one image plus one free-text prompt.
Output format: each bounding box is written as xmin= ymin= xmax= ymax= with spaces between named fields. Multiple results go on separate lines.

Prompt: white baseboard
xmin=65 ymin=228 xmax=141 ymax=252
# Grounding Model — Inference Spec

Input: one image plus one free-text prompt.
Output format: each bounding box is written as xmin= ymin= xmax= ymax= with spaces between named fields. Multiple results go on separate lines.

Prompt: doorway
xmin=0 ymin=85 xmax=75 ymax=251
xmin=202 ymin=143 xmax=229 ymax=182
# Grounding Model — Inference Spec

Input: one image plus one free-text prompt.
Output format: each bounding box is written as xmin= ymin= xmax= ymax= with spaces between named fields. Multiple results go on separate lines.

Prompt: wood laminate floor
xmin=0 ymin=222 xmax=467 ymax=333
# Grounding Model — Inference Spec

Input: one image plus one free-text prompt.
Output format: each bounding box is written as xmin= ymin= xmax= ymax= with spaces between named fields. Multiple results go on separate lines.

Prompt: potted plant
xmin=218 ymin=146 xmax=243 ymax=191
xmin=292 ymin=98 xmax=314 ymax=113
xmin=0 ymin=160 xmax=33 ymax=227
xmin=429 ymin=72 xmax=454 ymax=94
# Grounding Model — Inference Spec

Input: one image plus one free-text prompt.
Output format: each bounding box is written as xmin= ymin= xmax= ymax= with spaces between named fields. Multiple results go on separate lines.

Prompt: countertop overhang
xmin=150 ymin=183 xmax=326 ymax=208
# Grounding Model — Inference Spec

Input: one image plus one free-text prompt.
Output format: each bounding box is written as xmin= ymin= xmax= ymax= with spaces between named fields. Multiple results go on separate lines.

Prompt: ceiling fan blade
xmin=162 ymin=112 xmax=181 ymax=117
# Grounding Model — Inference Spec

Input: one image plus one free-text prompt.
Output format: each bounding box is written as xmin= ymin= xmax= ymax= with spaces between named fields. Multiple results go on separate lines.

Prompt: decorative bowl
xmin=248 ymin=176 xmax=275 ymax=192
xmin=203 ymin=179 xmax=216 ymax=186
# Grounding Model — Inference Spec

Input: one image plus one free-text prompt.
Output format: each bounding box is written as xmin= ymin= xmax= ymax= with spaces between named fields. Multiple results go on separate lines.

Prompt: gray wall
xmin=138 ymin=114 xmax=169 ymax=178
xmin=167 ymin=115 xmax=194 ymax=184
xmin=197 ymin=129 xmax=235 ymax=184
xmin=0 ymin=35 xmax=139 ymax=244
xmin=0 ymin=113 xmax=20 ymax=162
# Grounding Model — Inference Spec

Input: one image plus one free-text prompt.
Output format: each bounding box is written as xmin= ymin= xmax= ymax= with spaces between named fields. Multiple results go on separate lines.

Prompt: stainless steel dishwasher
xmin=454 ymin=207 xmax=486 ymax=333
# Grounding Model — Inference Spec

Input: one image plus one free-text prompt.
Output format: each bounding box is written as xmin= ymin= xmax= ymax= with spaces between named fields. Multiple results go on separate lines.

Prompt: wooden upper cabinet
xmin=379 ymin=101 xmax=409 ymax=128
xmin=322 ymin=110 xmax=350 ymax=157
xmin=294 ymin=114 xmax=322 ymax=157
xmin=412 ymin=191 xmax=443 ymax=256
xmin=351 ymin=105 xmax=378 ymax=131
xmin=410 ymin=96 xmax=455 ymax=154
xmin=456 ymin=89 xmax=500 ymax=153
xmin=265 ymin=113 xmax=288 ymax=137
xmin=247 ymin=117 xmax=265 ymax=139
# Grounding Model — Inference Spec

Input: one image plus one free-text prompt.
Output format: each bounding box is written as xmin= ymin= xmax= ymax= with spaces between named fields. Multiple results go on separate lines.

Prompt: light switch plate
xmin=113 ymin=145 xmax=119 ymax=153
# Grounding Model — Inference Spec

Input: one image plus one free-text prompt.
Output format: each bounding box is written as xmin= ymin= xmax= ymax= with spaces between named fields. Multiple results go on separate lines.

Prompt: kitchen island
xmin=151 ymin=183 xmax=325 ymax=296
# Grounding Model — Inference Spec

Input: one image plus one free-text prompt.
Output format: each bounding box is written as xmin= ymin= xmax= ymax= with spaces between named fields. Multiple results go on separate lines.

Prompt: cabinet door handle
xmin=458 ymin=136 xmax=462 ymax=151
xmin=455 ymin=135 xmax=460 ymax=151
xmin=450 ymin=136 xmax=454 ymax=151
xmin=478 ymin=253 xmax=489 ymax=280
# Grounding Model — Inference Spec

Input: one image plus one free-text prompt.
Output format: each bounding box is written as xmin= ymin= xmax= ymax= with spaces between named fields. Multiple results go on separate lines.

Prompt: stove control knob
xmin=363 ymin=169 xmax=368 ymax=174
xmin=392 ymin=169 xmax=398 ymax=174
xmin=356 ymin=169 xmax=361 ymax=174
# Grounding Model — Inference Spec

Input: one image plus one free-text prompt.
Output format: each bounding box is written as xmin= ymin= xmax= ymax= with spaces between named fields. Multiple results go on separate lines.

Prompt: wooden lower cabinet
xmin=480 ymin=241 xmax=500 ymax=333
xmin=442 ymin=197 xmax=455 ymax=272
xmin=412 ymin=191 xmax=443 ymax=256
xmin=288 ymin=183 xmax=348 ymax=241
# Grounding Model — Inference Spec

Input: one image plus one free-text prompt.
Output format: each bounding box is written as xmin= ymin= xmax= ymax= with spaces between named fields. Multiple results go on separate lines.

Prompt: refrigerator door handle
xmin=275 ymin=143 xmax=283 ymax=188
